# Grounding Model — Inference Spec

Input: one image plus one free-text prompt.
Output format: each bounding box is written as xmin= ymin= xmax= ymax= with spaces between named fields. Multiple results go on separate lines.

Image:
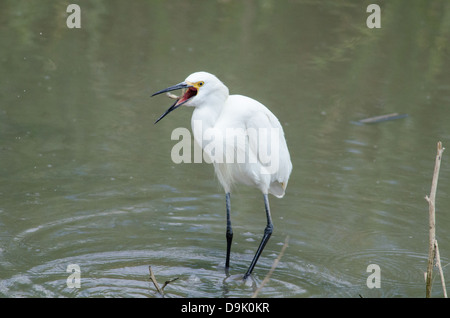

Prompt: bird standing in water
xmin=152 ymin=71 xmax=292 ymax=279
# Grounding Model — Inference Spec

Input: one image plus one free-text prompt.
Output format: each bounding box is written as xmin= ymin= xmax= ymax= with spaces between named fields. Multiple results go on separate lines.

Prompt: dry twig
xmin=424 ymin=141 xmax=447 ymax=298
xmin=251 ymin=236 xmax=289 ymax=298
xmin=148 ymin=266 xmax=179 ymax=296
xmin=358 ymin=112 xmax=408 ymax=124
xmin=149 ymin=266 xmax=163 ymax=294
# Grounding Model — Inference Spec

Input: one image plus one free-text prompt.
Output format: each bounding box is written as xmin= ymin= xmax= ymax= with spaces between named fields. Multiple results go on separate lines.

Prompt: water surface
xmin=1 ymin=0 xmax=450 ymax=297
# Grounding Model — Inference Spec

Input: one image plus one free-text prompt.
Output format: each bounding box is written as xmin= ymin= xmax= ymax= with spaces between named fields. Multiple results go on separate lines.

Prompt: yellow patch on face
xmin=190 ymin=81 xmax=204 ymax=89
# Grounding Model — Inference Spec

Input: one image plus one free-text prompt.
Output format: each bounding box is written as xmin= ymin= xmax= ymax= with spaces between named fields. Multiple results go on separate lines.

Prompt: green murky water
xmin=1 ymin=0 xmax=450 ymax=297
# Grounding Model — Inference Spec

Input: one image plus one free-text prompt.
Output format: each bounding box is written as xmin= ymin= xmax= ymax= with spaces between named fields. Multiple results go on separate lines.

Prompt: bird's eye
xmin=198 ymin=81 xmax=204 ymax=87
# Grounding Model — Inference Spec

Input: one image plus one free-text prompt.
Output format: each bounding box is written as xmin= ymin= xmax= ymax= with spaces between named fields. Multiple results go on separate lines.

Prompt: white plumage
xmin=152 ymin=71 xmax=292 ymax=279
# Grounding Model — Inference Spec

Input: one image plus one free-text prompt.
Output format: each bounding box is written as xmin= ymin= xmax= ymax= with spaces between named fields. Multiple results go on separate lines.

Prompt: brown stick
xmin=425 ymin=141 xmax=446 ymax=298
xmin=148 ymin=266 xmax=179 ymax=295
xmin=359 ymin=113 xmax=399 ymax=123
xmin=358 ymin=113 xmax=407 ymax=124
xmin=251 ymin=236 xmax=289 ymax=298
xmin=149 ymin=266 xmax=163 ymax=294
xmin=434 ymin=240 xmax=447 ymax=298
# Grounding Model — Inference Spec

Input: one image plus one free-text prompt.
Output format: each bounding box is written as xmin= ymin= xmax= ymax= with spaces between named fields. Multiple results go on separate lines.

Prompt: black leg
xmin=243 ymin=194 xmax=273 ymax=280
xmin=225 ymin=192 xmax=233 ymax=269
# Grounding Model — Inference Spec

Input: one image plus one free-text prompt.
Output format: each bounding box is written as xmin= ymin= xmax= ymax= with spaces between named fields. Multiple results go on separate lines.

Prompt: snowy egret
xmin=152 ymin=71 xmax=292 ymax=279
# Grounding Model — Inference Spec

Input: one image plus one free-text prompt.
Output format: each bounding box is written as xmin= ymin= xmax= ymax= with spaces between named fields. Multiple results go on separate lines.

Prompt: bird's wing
xmin=217 ymin=95 xmax=292 ymax=197
xmin=242 ymin=100 xmax=292 ymax=197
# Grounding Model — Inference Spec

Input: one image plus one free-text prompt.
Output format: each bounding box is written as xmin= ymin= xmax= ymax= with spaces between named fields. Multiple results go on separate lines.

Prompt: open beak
xmin=151 ymin=82 xmax=197 ymax=124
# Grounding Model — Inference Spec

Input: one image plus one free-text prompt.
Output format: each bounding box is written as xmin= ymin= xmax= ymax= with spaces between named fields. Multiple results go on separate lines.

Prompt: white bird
xmin=152 ymin=71 xmax=292 ymax=279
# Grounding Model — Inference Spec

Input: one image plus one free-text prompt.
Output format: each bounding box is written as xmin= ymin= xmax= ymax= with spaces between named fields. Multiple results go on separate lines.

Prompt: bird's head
xmin=152 ymin=71 xmax=228 ymax=124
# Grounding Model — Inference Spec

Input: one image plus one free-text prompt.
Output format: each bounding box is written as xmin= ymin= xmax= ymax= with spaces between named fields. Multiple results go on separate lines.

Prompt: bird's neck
xmin=191 ymin=99 xmax=225 ymax=145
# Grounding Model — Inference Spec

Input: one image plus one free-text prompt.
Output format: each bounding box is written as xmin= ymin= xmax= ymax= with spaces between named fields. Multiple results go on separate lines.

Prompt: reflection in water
xmin=1 ymin=0 xmax=450 ymax=297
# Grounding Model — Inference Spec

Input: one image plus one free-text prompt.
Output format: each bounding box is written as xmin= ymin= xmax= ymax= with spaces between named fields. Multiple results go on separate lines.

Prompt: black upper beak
xmin=151 ymin=82 xmax=189 ymax=97
xmin=151 ymin=82 xmax=191 ymax=124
